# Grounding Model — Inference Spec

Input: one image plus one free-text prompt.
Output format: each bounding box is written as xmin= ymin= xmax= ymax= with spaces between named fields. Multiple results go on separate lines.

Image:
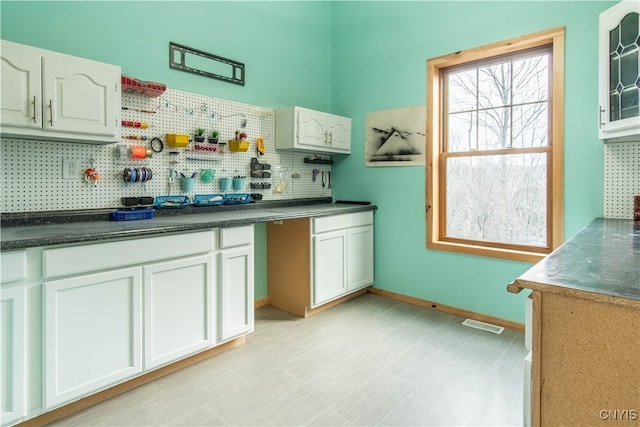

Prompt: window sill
xmin=427 ymin=240 xmax=547 ymax=263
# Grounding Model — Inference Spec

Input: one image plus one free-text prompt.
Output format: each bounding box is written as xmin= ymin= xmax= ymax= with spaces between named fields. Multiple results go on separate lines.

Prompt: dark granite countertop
xmin=509 ymin=218 xmax=640 ymax=306
xmin=1 ymin=198 xmax=376 ymax=251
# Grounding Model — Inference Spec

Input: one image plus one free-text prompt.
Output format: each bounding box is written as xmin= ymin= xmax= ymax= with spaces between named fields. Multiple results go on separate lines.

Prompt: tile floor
xmin=50 ymin=293 xmax=526 ymax=426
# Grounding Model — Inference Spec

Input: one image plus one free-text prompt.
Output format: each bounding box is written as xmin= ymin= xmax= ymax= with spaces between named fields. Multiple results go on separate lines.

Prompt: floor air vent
xmin=462 ymin=319 xmax=504 ymax=334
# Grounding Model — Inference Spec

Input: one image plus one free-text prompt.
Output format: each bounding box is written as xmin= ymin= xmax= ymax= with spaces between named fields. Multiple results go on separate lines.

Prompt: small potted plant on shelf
xmin=194 ymin=127 xmax=206 ymax=143
xmin=208 ymin=130 xmax=219 ymax=144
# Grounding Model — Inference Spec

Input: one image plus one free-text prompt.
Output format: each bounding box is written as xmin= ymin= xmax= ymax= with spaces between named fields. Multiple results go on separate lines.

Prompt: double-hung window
xmin=426 ymin=28 xmax=565 ymax=262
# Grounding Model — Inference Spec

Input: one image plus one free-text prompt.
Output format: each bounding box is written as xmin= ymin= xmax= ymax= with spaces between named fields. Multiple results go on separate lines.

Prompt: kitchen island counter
xmin=508 ymin=218 xmax=639 ymax=306
xmin=508 ymin=218 xmax=639 ymax=426
xmin=1 ymin=198 xmax=376 ymax=251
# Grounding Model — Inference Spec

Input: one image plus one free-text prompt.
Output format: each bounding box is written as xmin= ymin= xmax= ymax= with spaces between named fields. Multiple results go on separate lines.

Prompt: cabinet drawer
xmin=313 ymin=211 xmax=373 ymax=234
xmin=219 ymin=225 xmax=253 ymax=249
xmin=1 ymin=250 xmax=27 ymax=283
xmin=43 ymin=231 xmax=214 ymax=278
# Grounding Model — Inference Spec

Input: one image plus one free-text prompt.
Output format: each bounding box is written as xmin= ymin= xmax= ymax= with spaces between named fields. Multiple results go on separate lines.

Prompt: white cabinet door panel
xmin=347 ymin=225 xmax=374 ymax=290
xmin=219 ymin=247 xmax=254 ymax=341
xmin=326 ymin=113 xmax=351 ymax=153
xmin=312 ymin=230 xmax=347 ymax=307
xmin=144 ymin=255 xmax=215 ymax=369
xmin=44 ymin=268 xmax=142 ymax=409
xmin=0 ymin=45 xmax=41 ymax=129
xmin=1 ymin=286 xmax=27 ymax=426
xmin=219 ymin=225 xmax=252 ymax=249
xmin=0 ymin=250 xmax=27 ymax=283
xmin=297 ymin=107 xmax=327 ymax=149
xmin=42 ymin=56 xmax=117 ymax=137
xmin=42 ymin=231 xmax=214 ymax=278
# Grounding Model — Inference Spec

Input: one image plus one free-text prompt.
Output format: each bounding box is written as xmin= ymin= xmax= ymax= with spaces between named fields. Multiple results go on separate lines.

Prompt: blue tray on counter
xmin=223 ymin=193 xmax=253 ymax=205
xmin=112 ymin=208 xmax=155 ymax=221
xmin=194 ymin=194 xmax=226 ymax=206
xmin=155 ymin=195 xmax=190 ymax=209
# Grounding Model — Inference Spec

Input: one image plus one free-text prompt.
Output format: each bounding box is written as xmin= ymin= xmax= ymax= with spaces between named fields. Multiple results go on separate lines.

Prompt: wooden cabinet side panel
xmin=538 ymin=292 xmax=640 ymax=426
xmin=267 ymin=219 xmax=310 ymax=317
xmin=531 ymin=291 xmax=542 ymax=427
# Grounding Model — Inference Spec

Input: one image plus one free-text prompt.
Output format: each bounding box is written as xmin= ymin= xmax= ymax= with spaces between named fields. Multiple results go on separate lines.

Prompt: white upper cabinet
xmin=0 ymin=45 xmax=42 ymax=129
xmin=598 ymin=1 xmax=640 ymax=142
xmin=1 ymin=40 xmax=121 ymax=144
xmin=276 ymin=106 xmax=352 ymax=154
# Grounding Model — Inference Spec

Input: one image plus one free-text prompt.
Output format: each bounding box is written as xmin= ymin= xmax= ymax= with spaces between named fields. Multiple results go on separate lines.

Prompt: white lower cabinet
xmin=1 ymin=286 xmax=27 ymax=426
xmin=144 ymin=255 xmax=215 ymax=370
xmin=313 ymin=230 xmax=348 ymax=306
xmin=346 ymin=225 xmax=374 ymax=290
xmin=268 ymin=210 xmax=374 ymax=316
xmin=43 ymin=267 xmax=143 ymax=409
xmin=34 ymin=228 xmax=254 ymax=414
xmin=1 ymin=249 xmax=42 ymax=427
xmin=312 ymin=212 xmax=374 ymax=308
xmin=218 ymin=226 xmax=254 ymax=341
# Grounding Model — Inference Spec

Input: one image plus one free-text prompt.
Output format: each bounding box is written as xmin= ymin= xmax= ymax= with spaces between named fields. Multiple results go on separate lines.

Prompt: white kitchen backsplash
xmin=1 ymin=89 xmax=333 ymax=213
xmin=604 ymin=141 xmax=640 ymax=219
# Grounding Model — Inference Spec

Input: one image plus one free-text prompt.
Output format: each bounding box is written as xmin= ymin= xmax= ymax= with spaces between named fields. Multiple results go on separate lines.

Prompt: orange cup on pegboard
xmin=129 ymin=145 xmax=146 ymax=159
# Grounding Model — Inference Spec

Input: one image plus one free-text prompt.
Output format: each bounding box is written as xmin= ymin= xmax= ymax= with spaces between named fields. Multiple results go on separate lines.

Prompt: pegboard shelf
xmin=604 ymin=141 xmax=640 ymax=219
xmin=1 ymin=87 xmax=332 ymax=212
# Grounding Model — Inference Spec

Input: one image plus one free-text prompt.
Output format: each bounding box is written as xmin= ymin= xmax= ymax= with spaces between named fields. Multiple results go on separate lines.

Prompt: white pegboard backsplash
xmin=1 ymin=88 xmax=333 ymax=213
xmin=604 ymin=141 xmax=640 ymax=219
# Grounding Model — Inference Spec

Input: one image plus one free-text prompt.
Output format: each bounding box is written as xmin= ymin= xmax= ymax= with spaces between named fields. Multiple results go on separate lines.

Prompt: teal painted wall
xmin=0 ymin=1 xmax=333 ymax=111
xmin=1 ymin=1 xmax=333 ymax=302
xmin=330 ymin=1 xmax=611 ymax=322
xmin=1 ymin=1 xmax=612 ymax=321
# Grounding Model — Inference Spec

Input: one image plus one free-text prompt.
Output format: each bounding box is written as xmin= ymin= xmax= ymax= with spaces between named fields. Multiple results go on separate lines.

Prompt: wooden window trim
xmin=426 ymin=27 xmax=565 ymax=263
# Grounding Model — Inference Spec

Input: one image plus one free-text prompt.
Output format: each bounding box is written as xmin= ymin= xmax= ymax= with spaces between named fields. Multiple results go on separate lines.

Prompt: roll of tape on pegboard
xmin=130 ymin=145 xmax=146 ymax=159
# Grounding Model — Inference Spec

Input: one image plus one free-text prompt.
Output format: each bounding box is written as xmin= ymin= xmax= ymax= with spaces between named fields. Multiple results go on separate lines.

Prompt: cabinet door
xmin=312 ymin=230 xmax=347 ymax=307
xmin=326 ymin=113 xmax=351 ymax=153
xmin=1 ymin=286 xmax=26 ymax=426
xmin=297 ymin=107 xmax=328 ymax=150
xmin=143 ymin=255 xmax=215 ymax=369
xmin=219 ymin=247 xmax=254 ymax=341
xmin=44 ymin=268 xmax=142 ymax=409
xmin=347 ymin=225 xmax=374 ymax=290
xmin=42 ymin=56 xmax=118 ymax=138
xmin=598 ymin=1 xmax=640 ymax=141
xmin=0 ymin=43 xmax=42 ymax=129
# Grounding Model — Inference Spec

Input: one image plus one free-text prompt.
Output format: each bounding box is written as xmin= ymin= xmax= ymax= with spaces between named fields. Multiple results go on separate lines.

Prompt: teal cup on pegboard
xmin=232 ymin=177 xmax=246 ymax=191
xmin=180 ymin=177 xmax=195 ymax=192
xmin=219 ymin=177 xmax=232 ymax=192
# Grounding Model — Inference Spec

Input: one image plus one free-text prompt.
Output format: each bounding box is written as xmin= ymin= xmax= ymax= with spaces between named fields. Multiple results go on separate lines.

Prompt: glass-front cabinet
xmin=599 ymin=1 xmax=640 ymax=142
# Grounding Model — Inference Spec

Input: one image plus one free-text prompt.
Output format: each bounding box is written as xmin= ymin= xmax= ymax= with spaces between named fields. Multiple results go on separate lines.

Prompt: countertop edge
xmin=510 ymin=278 xmax=640 ymax=309
xmin=1 ymin=203 xmax=377 ymax=251
xmin=506 ymin=218 xmax=640 ymax=306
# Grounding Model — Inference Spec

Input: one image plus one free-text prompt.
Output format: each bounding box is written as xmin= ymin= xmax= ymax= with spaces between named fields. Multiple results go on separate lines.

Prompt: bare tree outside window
xmin=426 ymin=28 xmax=564 ymax=261
xmin=444 ymin=48 xmax=551 ymax=247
